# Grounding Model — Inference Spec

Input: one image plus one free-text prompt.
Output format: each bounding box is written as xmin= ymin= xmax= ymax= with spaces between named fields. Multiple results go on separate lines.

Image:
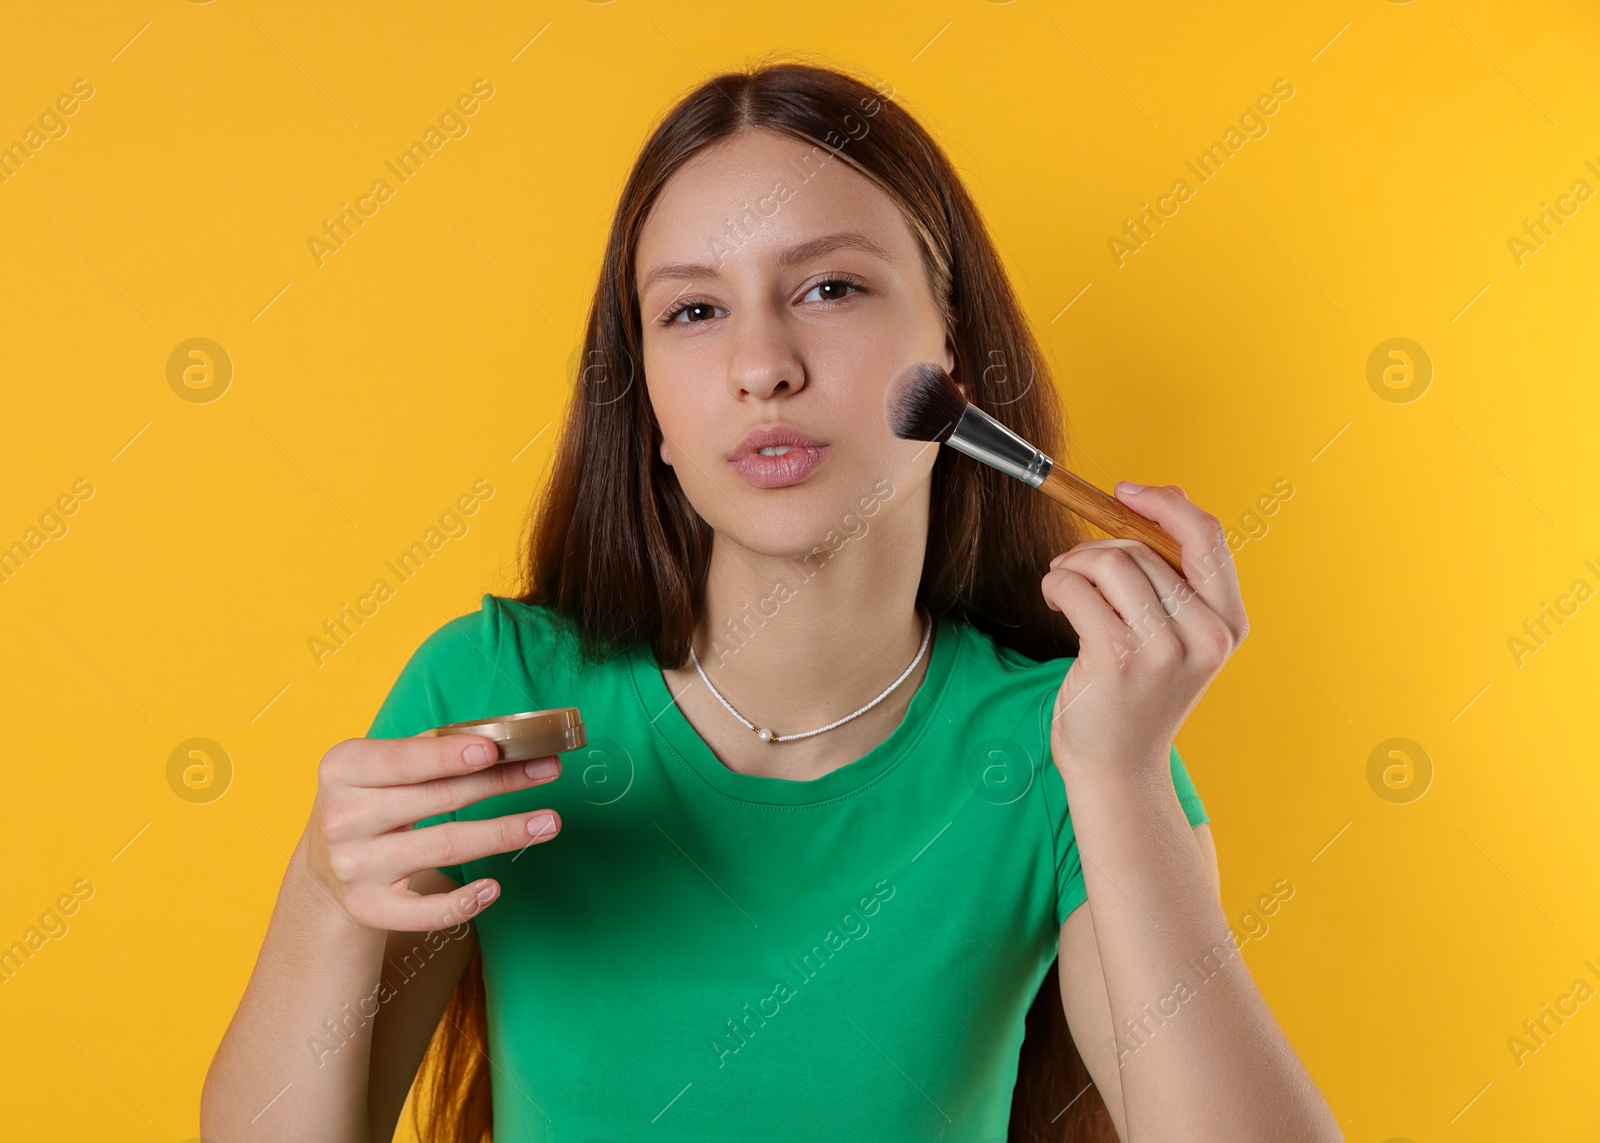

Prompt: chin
xmin=723 ymin=476 xmax=897 ymax=562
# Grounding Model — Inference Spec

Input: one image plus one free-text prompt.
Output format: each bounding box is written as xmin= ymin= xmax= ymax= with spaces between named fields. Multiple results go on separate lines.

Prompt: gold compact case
xmin=429 ymin=707 xmax=586 ymax=763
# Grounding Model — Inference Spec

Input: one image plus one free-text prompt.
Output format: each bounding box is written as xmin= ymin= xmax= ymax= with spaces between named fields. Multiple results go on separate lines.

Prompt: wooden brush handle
xmin=1038 ymin=465 xmax=1185 ymax=574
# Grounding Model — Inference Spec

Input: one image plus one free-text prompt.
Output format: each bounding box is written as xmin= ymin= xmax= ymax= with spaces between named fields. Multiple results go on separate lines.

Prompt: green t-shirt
xmin=367 ymin=594 xmax=1207 ymax=1142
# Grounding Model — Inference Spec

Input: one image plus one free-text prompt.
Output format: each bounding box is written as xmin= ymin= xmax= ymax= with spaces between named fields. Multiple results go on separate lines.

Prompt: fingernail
xmin=475 ymin=880 xmax=498 ymax=905
xmin=465 ymin=743 xmax=495 ymax=766
xmin=527 ymin=812 xmax=557 ymax=837
xmin=1168 ymin=484 xmax=1187 ymax=499
xmin=524 ymin=757 xmax=559 ymax=780
xmin=1115 ymin=481 xmax=1147 ymax=496
xmin=1049 ymin=553 xmax=1067 ymax=569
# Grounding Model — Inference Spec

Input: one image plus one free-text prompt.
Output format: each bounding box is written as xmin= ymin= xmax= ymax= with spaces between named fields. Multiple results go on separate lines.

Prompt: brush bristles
xmin=884 ymin=361 xmax=968 ymax=443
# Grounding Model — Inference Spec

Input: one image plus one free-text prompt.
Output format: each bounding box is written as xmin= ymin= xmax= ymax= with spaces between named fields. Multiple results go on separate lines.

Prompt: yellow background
xmin=3 ymin=1 xmax=1596 ymax=1139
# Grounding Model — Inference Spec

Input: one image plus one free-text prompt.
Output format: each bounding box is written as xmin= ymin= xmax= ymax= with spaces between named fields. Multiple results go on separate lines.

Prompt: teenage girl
xmin=203 ymin=60 xmax=1341 ymax=1143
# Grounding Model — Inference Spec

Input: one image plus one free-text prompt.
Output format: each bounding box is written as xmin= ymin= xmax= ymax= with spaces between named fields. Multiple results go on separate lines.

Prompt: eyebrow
xmin=638 ymin=231 xmax=893 ymax=295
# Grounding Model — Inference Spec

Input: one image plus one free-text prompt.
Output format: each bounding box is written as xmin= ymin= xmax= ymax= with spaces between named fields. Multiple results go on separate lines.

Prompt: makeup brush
xmin=884 ymin=361 xmax=1185 ymax=574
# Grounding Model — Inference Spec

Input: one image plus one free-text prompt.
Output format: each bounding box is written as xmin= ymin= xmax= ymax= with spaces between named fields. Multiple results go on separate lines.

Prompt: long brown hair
xmin=410 ymin=54 xmax=1116 ymax=1143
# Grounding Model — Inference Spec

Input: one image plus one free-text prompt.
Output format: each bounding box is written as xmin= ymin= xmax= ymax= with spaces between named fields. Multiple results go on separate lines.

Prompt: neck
xmin=663 ymin=493 xmax=934 ymax=778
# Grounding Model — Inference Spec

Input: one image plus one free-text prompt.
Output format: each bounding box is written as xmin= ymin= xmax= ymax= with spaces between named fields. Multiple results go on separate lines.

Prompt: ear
xmin=659 ymin=437 xmax=674 ymax=466
xmin=944 ymin=332 xmax=968 ymax=400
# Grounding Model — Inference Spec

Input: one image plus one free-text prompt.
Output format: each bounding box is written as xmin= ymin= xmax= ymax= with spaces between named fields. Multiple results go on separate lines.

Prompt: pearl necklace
xmin=687 ymin=609 xmax=933 ymax=744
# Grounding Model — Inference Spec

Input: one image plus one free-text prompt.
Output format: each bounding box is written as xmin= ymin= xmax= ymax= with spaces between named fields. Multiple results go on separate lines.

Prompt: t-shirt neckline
xmin=629 ymin=613 xmax=960 ymax=807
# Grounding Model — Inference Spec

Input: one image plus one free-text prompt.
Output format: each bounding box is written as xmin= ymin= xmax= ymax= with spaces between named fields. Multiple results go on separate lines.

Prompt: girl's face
xmin=635 ymin=127 xmax=957 ymax=556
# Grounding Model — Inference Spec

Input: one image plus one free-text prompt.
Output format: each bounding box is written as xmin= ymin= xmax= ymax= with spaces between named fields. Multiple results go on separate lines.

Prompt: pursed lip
xmin=726 ymin=424 xmax=830 ymax=462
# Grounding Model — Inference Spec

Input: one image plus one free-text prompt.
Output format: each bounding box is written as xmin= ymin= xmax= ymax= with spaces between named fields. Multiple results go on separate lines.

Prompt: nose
xmin=726 ymin=309 xmax=806 ymax=401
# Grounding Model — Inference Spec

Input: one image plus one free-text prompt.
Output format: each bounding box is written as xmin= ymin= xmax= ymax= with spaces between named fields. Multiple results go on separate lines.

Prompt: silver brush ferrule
xmin=945 ymin=404 xmax=1054 ymax=486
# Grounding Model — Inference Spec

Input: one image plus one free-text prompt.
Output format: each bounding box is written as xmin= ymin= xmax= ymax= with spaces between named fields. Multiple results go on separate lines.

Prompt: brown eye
xmin=661 ymin=300 xmax=726 ymax=325
xmin=800 ymin=276 xmax=866 ymax=304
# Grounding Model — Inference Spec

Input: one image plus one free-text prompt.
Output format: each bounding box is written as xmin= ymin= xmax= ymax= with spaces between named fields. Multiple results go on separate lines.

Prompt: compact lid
xmin=430 ymin=707 xmax=584 ymax=742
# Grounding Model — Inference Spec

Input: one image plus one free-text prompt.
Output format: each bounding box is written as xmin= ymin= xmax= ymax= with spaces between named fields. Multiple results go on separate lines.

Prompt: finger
xmin=1111 ymin=484 xmax=1248 ymax=641
xmin=368 ymin=874 xmax=503 ymax=934
xmin=1041 ymin=565 xmax=1133 ymax=653
xmin=1063 ymin=538 xmax=1203 ymax=619
xmin=330 ymin=732 xmax=503 ymax=791
xmin=375 ymin=808 xmax=563 ymax=881
xmin=341 ymin=755 xmax=563 ymax=839
xmin=1053 ymin=544 xmax=1180 ymax=656
xmin=1072 ymin=539 xmax=1234 ymax=661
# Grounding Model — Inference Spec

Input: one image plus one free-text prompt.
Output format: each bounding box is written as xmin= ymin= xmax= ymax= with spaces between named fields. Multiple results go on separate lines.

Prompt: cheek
xmin=646 ymin=391 xmax=723 ymax=486
xmin=642 ymin=355 xmax=712 ymax=442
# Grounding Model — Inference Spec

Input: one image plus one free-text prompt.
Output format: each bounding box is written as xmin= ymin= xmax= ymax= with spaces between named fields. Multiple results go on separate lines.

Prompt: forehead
xmin=635 ymin=127 xmax=920 ymax=276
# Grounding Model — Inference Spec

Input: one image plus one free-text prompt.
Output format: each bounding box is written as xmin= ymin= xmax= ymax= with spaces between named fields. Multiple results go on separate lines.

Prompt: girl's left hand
xmin=1040 ymin=483 xmax=1250 ymax=778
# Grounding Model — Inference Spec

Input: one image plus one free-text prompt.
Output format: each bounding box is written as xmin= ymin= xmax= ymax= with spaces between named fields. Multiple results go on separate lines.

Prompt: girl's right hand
xmin=305 ymin=732 xmax=562 ymax=933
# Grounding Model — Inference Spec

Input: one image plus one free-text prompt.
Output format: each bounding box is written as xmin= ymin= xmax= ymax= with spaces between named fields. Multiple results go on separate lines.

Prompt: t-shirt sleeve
xmin=363 ymin=593 xmax=510 ymax=887
xmin=1038 ymin=687 xmax=1209 ymax=928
